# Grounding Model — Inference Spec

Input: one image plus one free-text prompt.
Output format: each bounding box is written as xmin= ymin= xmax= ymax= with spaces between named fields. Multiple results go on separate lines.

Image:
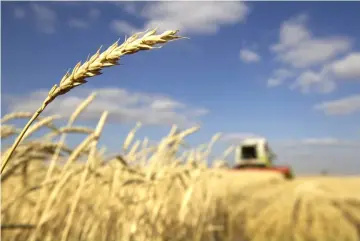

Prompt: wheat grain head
xmin=1 ymin=29 xmax=186 ymax=173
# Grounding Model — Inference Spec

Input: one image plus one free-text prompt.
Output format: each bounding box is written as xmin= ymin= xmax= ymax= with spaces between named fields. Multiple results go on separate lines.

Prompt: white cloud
xmin=268 ymin=15 xmax=360 ymax=94
xmin=283 ymin=138 xmax=347 ymax=147
xmin=4 ymin=87 xmax=209 ymax=127
xmin=30 ymin=3 xmax=57 ymax=34
xmin=290 ymin=67 xmax=336 ymax=94
xmin=14 ymin=8 xmax=26 ymax=19
xmin=112 ymin=2 xmax=249 ymax=36
xmin=122 ymin=2 xmax=140 ymax=15
xmin=221 ymin=132 xmax=264 ymax=143
xmin=288 ymin=51 xmax=360 ymax=94
xmin=239 ymin=49 xmax=261 ymax=63
xmin=273 ymin=68 xmax=294 ymax=80
xmin=271 ymin=14 xmax=351 ymax=68
xmin=272 ymin=14 xmax=310 ymax=51
xmin=273 ymin=138 xmax=360 ymax=175
xmin=314 ymin=94 xmax=360 ymax=115
xmin=277 ymin=38 xmax=350 ymax=68
xmin=110 ymin=20 xmax=141 ymax=35
xmin=267 ymin=14 xmax=355 ymax=93
xmin=67 ymin=8 xmax=101 ymax=30
xmin=267 ymin=68 xmax=294 ymax=87
xmin=331 ymin=52 xmax=360 ymax=79
xmin=68 ymin=19 xmax=89 ymax=29
xmin=88 ymin=8 xmax=101 ymax=19
xmin=300 ymin=138 xmax=340 ymax=145
xmin=150 ymin=99 xmax=185 ymax=110
xmin=112 ymin=2 xmax=139 ymax=15
xmin=267 ymin=78 xmax=282 ymax=87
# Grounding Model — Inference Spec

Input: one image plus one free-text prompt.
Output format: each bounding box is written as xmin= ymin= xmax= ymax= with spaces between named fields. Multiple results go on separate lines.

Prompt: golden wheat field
xmin=1 ymin=29 xmax=360 ymax=241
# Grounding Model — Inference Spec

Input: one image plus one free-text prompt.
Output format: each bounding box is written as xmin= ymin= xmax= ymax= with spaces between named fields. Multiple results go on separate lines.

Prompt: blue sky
xmin=2 ymin=1 xmax=360 ymax=175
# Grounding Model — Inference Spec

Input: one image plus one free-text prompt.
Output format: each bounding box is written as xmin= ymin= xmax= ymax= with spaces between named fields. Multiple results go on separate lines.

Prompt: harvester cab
xmin=232 ymin=138 xmax=293 ymax=179
xmin=235 ymin=137 xmax=274 ymax=167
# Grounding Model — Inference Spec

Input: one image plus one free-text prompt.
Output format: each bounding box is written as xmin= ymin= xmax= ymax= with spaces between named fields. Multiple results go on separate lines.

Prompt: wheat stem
xmin=1 ymin=108 xmax=42 ymax=173
xmin=60 ymin=111 xmax=108 ymax=241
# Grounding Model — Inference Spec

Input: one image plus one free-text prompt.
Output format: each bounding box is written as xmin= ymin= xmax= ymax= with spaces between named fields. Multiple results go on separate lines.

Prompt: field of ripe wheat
xmin=1 ymin=29 xmax=360 ymax=241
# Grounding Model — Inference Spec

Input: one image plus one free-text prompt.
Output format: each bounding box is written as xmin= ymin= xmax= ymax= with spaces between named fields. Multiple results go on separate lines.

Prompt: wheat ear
xmin=1 ymin=29 xmax=187 ymax=173
xmin=0 ymin=125 xmax=19 ymax=139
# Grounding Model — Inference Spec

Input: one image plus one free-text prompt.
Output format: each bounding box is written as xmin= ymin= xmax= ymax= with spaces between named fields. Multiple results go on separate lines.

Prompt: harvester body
xmin=232 ymin=138 xmax=293 ymax=179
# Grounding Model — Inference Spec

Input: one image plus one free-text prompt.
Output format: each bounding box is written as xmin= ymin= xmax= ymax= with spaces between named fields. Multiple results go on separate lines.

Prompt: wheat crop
xmin=1 ymin=28 xmax=187 ymax=173
xmin=2 ymin=107 xmax=359 ymax=241
xmin=1 ymin=28 xmax=360 ymax=241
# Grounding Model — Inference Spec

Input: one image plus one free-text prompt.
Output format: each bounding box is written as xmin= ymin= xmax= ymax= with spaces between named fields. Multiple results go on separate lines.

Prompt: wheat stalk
xmin=123 ymin=122 xmax=142 ymax=153
xmin=46 ymin=93 xmax=97 ymax=178
xmin=60 ymin=111 xmax=108 ymax=241
xmin=44 ymin=126 xmax=94 ymax=140
xmin=28 ymin=93 xmax=97 ymax=230
xmin=1 ymin=29 xmax=187 ymax=173
xmin=1 ymin=112 xmax=53 ymax=124
xmin=21 ymin=115 xmax=61 ymax=141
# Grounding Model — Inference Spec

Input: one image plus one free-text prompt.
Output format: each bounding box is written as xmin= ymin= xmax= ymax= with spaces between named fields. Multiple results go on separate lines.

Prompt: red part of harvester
xmin=231 ymin=164 xmax=294 ymax=179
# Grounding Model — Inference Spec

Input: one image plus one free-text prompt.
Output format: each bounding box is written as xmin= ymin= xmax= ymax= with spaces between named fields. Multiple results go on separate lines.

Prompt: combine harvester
xmin=231 ymin=137 xmax=294 ymax=180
